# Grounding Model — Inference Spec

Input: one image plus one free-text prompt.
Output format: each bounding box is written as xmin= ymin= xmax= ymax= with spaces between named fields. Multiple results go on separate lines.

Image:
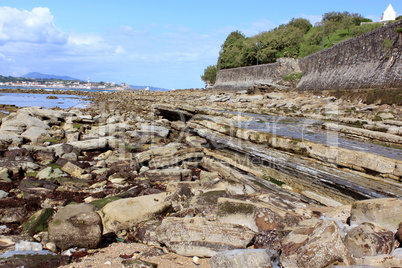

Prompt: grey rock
xmin=210 ymin=249 xmax=279 ymax=268
xmin=21 ymin=127 xmax=50 ymax=142
xmin=99 ymin=193 xmax=171 ymax=234
xmin=0 ymin=190 xmax=8 ymax=199
xmin=48 ymin=203 xmax=102 ymax=250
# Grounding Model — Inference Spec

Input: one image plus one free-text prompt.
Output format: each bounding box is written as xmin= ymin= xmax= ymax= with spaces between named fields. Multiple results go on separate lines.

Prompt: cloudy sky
xmin=0 ymin=1 xmax=400 ymax=89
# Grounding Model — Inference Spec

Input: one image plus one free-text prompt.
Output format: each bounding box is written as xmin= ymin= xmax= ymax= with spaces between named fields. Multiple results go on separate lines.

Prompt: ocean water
xmin=0 ymin=92 xmax=89 ymax=109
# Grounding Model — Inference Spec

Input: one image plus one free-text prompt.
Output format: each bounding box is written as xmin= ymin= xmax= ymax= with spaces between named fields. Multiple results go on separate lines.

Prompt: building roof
xmin=381 ymin=4 xmax=397 ymax=22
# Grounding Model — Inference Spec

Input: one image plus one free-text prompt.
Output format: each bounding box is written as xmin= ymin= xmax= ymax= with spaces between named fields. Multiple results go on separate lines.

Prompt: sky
xmin=0 ymin=1 xmax=400 ymax=90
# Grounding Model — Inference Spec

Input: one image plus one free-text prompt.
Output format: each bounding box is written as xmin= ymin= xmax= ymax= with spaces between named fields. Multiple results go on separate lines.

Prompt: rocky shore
xmin=0 ymin=88 xmax=401 ymax=267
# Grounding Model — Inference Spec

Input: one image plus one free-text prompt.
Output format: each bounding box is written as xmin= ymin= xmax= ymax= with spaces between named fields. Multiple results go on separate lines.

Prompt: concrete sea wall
xmin=214 ymin=58 xmax=301 ymax=91
xmin=213 ymin=20 xmax=402 ymax=91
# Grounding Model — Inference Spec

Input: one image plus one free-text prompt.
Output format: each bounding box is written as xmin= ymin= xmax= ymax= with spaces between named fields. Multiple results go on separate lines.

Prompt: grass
xmin=283 ymin=73 xmax=303 ymax=81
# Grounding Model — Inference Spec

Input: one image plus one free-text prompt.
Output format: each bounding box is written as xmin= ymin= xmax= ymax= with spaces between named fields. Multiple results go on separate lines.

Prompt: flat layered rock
xmin=155 ymin=217 xmax=255 ymax=257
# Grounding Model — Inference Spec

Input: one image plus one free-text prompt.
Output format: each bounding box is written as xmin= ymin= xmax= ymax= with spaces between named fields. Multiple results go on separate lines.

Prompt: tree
xmin=288 ymin=18 xmax=312 ymax=34
xmin=218 ymin=31 xmax=246 ymax=69
xmin=201 ymin=65 xmax=217 ymax=85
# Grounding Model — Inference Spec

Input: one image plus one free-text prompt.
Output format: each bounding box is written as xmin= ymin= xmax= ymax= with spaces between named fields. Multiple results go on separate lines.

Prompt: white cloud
xmin=300 ymin=14 xmax=323 ymax=25
xmin=0 ymin=6 xmax=67 ymax=45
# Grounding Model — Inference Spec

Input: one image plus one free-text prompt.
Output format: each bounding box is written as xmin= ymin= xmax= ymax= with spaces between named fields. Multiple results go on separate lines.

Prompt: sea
xmin=0 ymin=86 xmax=113 ymax=109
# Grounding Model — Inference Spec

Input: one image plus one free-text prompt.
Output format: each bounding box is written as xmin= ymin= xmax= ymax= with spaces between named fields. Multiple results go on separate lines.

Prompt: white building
xmin=381 ymin=4 xmax=396 ymax=22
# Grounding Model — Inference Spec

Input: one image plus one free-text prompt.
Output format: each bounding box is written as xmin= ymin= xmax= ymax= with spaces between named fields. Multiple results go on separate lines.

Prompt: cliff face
xmin=213 ymin=20 xmax=402 ymax=91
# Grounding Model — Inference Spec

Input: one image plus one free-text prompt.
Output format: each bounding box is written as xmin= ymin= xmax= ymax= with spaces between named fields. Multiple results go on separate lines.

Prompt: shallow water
xmin=0 ymin=92 xmax=89 ymax=109
xmin=226 ymin=111 xmax=402 ymax=161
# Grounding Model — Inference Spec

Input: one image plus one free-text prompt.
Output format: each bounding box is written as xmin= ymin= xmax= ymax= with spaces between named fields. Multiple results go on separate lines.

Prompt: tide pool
xmin=0 ymin=92 xmax=89 ymax=109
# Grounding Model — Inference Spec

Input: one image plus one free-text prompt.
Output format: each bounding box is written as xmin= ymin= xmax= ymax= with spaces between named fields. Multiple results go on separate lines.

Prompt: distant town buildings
xmin=0 ymin=80 xmax=132 ymax=90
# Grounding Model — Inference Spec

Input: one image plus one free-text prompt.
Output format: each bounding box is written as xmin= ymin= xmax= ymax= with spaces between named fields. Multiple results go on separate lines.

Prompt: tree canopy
xmin=202 ymin=11 xmax=384 ymax=86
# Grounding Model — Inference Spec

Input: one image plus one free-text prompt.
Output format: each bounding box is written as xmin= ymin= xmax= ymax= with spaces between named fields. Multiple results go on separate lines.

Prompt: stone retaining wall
xmin=213 ymin=20 xmax=402 ymax=91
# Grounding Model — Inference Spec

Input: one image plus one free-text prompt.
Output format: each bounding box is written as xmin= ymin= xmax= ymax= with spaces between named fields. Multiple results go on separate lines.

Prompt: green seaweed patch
xmin=43 ymin=138 xmax=59 ymax=144
xmin=48 ymin=163 xmax=62 ymax=169
xmin=73 ymin=123 xmax=82 ymax=129
xmin=90 ymin=196 xmax=121 ymax=210
xmin=21 ymin=208 xmax=54 ymax=236
xmin=218 ymin=201 xmax=255 ymax=216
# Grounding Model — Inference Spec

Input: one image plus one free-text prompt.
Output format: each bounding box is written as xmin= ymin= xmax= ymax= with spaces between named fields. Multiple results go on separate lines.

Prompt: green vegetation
xmin=202 ymin=11 xmax=383 ymax=80
xmin=217 ymin=201 xmax=255 ymax=216
xmin=200 ymin=65 xmax=218 ymax=84
xmin=283 ymin=73 xmax=303 ymax=81
xmin=397 ymin=28 xmax=402 ymax=33
xmin=73 ymin=123 xmax=82 ymax=129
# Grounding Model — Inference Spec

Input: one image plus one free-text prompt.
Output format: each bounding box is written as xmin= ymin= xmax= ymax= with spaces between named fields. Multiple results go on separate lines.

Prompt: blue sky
xmin=0 ymin=1 xmax=400 ymax=89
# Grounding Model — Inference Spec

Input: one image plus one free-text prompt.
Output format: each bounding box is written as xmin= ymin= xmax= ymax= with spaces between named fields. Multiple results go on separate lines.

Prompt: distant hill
xmin=130 ymin=85 xmax=170 ymax=91
xmin=22 ymin=72 xmax=81 ymax=81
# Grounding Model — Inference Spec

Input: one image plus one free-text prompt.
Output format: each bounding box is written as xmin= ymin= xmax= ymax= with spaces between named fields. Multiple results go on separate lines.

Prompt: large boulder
xmin=210 ymin=249 xmax=279 ymax=268
xmin=48 ymin=203 xmax=102 ymax=250
xmin=155 ymin=217 xmax=255 ymax=257
xmin=350 ymin=198 xmax=402 ymax=231
xmin=280 ymin=219 xmax=352 ymax=268
xmin=345 ymin=222 xmax=396 ymax=258
xmin=99 ymin=193 xmax=171 ymax=234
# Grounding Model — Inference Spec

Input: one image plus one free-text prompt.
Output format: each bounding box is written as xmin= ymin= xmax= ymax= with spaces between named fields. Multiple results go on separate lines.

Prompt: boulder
xmin=0 ymin=167 xmax=10 ymax=182
xmin=210 ymin=249 xmax=279 ymax=268
xmin=49 ymin=137 xmax=109 ymax=152
xmin=61 ymin=161 xmax=84 ymax=177
xmin=350 ymin=198 xmax=402 ymax=231
xmin=99 ymin=193 xmax=171 ymax=234
xmin=280 ymin=219 xmax=352 ymax=268
xmin=48 ymin=203 xmax=102 ymax=250
xmin=345 ymin=222 xmax=395 ymax=258
xmin=155 ymin=217 xmax=255 ymax=257
xmin=21 ymin=127 xmax=50 ymax=142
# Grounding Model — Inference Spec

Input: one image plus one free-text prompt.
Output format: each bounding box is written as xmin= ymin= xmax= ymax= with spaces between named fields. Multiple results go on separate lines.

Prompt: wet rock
xmin=155 ymin=217 xmax=255 ymax=257
xmin=350 ymin=198 xmax=402 ymax=231
xmin=99 ymin=193 xmax=171 ymax=234
xmin=345 ymin=222 xmax=395 ymax=258
xmin=48 ymin=203 xmax=102 ymax=250
xmin=21 ymin=208 xmax=54 ymax=236
xmin=209 ymin=249 xmax=279 ymax=268
xmin=280 ymin=219 xmax=352 ymax=268
xmin=0 ymin=250 xmax=70 ymax=267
